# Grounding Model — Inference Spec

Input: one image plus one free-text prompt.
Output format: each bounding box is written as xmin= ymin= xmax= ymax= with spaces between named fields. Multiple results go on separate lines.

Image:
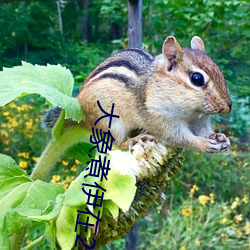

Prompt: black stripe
xmin=91 ymin=60 xmax=140 ymax=79
xmin=124 ymin=48 xmax=154 ymax=62
xmin=96 ymin=73 xmax=130 ymax=85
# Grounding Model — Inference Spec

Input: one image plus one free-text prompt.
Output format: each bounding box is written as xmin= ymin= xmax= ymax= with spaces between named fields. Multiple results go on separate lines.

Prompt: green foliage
xmin=0 ymin=1 xmax=249 ymax=249
xmin=138 ymin=197 xmax=249 ymax=249
xmin=0 ymin=154 xmax=64 ymax=249
xmin=0 ymin=62 xmax=84 ymax=121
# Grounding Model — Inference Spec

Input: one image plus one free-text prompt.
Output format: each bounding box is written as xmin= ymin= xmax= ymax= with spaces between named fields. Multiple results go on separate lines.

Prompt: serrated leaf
xmin=0 ymin=62 xmax=85 ymax=121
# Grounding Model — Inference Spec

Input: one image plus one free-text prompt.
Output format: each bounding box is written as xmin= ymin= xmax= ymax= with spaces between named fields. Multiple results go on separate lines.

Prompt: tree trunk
xmin=56 ymin=0 xmax=63 ymax=36
xmin=82 ymin=0 xmax=89 ymax=41
xmin=128 ymin=0 xmax=142 ymax=49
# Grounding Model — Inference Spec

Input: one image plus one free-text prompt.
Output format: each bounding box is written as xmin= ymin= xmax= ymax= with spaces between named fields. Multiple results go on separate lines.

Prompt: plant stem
xmin=30 ymin=125 xmax=91 ymax=181
xmin=12 ymin=126 xmax=91 ymax=249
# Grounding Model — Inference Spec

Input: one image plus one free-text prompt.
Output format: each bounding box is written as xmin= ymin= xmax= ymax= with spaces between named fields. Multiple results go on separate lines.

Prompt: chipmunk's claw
xmin=129 ymin=134 xmax=156 ymax=153
xmin=207 ymin=133 xmax=230 ymax=152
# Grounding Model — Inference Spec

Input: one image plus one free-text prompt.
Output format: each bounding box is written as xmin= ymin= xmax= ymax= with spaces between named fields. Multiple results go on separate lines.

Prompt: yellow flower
xmin=209 ymin=193 xmax=215 ymax=204
xmin=63 ymin=182 xmax=69 ymax=189
xmin=3 ymin=111 xmax=9 ymax=116
xmin=62 ymin=160 xmax=69 ymax=166
xmin=32 ymin=157 xmax=39 ymax=162
xmin=194 ymin=238 xmax=201 ymax=247
xmin=243 ymin=195 xmax=248 ymax=204
xmin=220 ymin=217 xmax=228 ymax=224
xmin=66 ymin=176 xmax=75 ymax=182
xmin=231 ymin=198 xmax=240 ymax=209
xmin=75 ymin=159 xmax=81 ymax=165
xmin=198 ymin=195 xmax=210 ymax=206
xmin=244 ymin=221 xmax=250 ymax=234
xmin=18 ymin=152 xmax=30 ymax=159
xmin=9 ymin=102 xmax=16 ymax=108
xmin=19 ymin=161 xmax=28 ymax=169
xmin=11 ymin=119 xmax=18 ymax=127
xmin=51 ymin=175 xmax=61 ymax=183
xmin=179 ymin=247 xmax=186 ymax=250
xmin=189 ymin=184 xmax=199 ymax=197
xmin=234 ymin=214 xmax=243 ymax=224
xmin=3 ymin=138 xmax=9 ymax=145
xmin=182 ymin=207 xmax=192 ymax=217
xmin=232 ymin=150 xmax=237 ymax=156
xmin=0 ymin=130 xmax=8 ymax=138
xmin=4 ymin=147 xmax=10 ymax=152
xmin=221 ymin=162 xmax=228 ymax=167
xmin=26 ymin=121 xmax=33 ymax=129
xmin=71 ymin=165 xmax=77 ymax=172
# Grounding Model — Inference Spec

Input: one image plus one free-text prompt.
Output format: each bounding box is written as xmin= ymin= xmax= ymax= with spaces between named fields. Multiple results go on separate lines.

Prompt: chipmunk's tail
xmin=41 ymin=106 xmax=62 ymax=130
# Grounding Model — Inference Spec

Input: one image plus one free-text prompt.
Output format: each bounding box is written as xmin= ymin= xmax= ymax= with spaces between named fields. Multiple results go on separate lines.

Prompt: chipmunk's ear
xmin=162 ymin=36 xmax=184 ymax=63
xmin=191 ymin=36 xmax=205 ymax=52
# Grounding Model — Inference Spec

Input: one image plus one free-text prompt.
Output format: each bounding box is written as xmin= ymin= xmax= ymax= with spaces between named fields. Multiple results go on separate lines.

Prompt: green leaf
xmin=64 ymin=170 xmax=96 ymax=209
xmin=26 ymin=200 xmax=63 ymax=222
xmin=56 ymin=205 xmax=77 ymax=250
xmin=66 ymin=142 xmax=96 ymax=164
xmin=0 ymin=62 xmax=85 ymax=122
xmin=0 ymin=154 xmax=30 ymax=181
xmin=102 ymin=169 xmax=136 ymax=212
xmin=0 ymin=154 xmax=65 ymax=244
xmin=0 ymin=176 xmax=32 ymax=201
xmin=45 ymin=221 xmax=56 ymax=249
xmin=20 ymin=181 xmax=64 ymax=212
xmin=0 ymin=182 xmax=33 ymax=216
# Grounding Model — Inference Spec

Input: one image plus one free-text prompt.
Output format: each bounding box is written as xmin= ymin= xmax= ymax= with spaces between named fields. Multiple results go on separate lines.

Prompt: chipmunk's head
xmin=158 ymin=36 xmax=232 ymax=115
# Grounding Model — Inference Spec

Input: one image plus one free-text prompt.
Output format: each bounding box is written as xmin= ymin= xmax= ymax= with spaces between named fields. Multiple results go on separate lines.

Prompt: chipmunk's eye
xmin=190 ymin=72 xmax=204 ymax=87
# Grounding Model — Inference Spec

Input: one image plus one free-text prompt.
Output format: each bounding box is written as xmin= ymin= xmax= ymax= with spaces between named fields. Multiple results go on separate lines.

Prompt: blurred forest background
xmin=0 ymin=0 xmax=249 ymax=249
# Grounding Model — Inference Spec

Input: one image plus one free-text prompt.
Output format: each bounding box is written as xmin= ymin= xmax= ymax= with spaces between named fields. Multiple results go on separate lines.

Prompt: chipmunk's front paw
xmin=206 ymin=133 xmax=230 ymax=152
xmin=129 ymin=134 xmax=156 ymax=152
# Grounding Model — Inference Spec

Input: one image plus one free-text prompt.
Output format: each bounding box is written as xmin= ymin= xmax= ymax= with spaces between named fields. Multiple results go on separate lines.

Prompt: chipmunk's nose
xmin=219 ymin=101 xmax=232 ymax=114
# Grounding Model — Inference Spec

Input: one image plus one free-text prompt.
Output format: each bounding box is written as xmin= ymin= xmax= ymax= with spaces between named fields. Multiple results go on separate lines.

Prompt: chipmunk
xmin=44 ymin=36 xmax=232 ymax=153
